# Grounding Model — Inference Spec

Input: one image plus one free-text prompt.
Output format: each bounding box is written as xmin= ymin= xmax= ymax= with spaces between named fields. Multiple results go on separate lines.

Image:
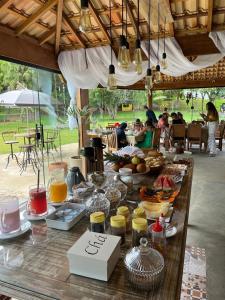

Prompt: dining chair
xmin=215 ymin=123 xmax=225 ymax=151
xmin=170 ymin=124 xmax=186 ymax=148
xmin=2 ymin=131 xmax=19 ymax=168
xmin=187 ymin=123 xmax=202 ymax=151
xmin=107 ymin=130 xmax=118 ymax=153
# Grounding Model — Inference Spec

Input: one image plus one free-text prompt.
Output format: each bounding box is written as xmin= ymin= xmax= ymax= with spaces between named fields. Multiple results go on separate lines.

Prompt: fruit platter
xmin=104 ymin=152 xmax=149 ymax=174
xmin=140 ymin=175 xmax=180 ymax=203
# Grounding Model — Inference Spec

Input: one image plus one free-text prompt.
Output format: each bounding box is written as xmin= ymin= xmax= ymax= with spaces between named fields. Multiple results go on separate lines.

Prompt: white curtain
xmin=209 ymin=31 xmax=225 ymax=54
xmin=141 ymin=37 xmax=223 ymax=77
xmin=58 ymin=46 xmax=147 ymax=89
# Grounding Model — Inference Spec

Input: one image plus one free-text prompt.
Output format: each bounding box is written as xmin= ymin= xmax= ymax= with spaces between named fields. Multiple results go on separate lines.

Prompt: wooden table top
xmin=0 ymin=161 xmax=193 ymax=300
xmin=15 ymin=132 xmax=36 ymax=138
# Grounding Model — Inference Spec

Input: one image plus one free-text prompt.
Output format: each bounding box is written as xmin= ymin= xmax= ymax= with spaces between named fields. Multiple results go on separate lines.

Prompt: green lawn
xmin=0 ymin=109 xmax=219 ymax=154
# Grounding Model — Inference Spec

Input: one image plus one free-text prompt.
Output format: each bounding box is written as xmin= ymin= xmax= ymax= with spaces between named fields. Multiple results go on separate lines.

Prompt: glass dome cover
xmin=124 ymin=238 xmax=164 ymax=290
xmin=85 ymin=189 xmax=110 ymax=217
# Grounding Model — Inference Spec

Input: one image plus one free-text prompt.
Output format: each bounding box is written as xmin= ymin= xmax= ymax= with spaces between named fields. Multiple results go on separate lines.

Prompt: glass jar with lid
xmin=110 ymin=215 xmax=126 ymax=245
xmin=124 ymin=237 xmax=164 ymax=291
xmin=117 ymin=206 xmax=131 ymax=233
xmin=132 ymin=218 xmax=148 ymax=247
xmin=85 ymin=189 xmax=110 ymax=218
xmin=119 ymin=168 xmax=133 ymax=193
xmin=132 ymin=207 xmax=146 ymax=219
xmin=113 ymin=175 xmax=128 ymax=202
xmin=105 ymin=186 xmax=121 ymax=212
xmin=90 ymin=211 xmax=105 ymax=233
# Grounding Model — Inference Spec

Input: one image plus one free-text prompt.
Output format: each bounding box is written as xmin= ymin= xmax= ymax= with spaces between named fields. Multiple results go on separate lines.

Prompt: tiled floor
xmin=181 ymin=246 xmax=207 ymax=300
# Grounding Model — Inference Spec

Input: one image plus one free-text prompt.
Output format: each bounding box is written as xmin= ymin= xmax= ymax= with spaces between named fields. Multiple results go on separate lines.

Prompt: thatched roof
xmin=0 ymin=0 xmax=225 ymax=89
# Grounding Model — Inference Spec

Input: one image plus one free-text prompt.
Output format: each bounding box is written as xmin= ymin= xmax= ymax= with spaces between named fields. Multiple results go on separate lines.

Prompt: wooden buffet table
xmin=0 ymin=161 xmax=193 ymax=300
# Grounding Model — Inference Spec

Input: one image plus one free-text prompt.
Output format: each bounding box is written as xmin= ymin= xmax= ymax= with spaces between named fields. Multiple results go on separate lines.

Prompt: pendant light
xmin=154 ymin=0 xmax=161 ymax=84
xmin=118 ymin=0 xmax=129 ymax=69
xmin=79 ymin=0 xmax=92 ymax=33
xmin=107 ymin=0 xmax=117 ymax=90
xmin=161 ymin=17 xmax=168 ymax=69
xmin=145 ymin=0 xmax=153 ymax=92
xmin=133 ymin=0 xmax=142 ymax=74
xmin=125 ymin=0 xmax=131 ymax=66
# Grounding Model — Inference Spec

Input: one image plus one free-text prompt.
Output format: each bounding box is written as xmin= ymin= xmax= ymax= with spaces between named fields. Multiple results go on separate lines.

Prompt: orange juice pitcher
xmin=48 ymin=168 xmax=67 ymax=203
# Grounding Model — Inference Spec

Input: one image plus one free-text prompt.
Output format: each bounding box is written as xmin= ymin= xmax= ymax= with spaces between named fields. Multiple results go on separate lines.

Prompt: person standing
xmin=144 ymin=105 xmax=158 ymax=126
xmin=116 ymin=122 xmax=128 ymax=149
xmin=200 ymin=102 xmax=219 ymax=157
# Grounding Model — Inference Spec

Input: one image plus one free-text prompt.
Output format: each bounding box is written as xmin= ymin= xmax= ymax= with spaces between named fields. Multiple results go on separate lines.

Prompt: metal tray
xmin=46 ymin=203 xmax=86 ymax=231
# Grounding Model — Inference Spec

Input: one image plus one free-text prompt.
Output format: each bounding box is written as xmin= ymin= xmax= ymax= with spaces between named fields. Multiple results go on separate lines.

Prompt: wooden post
xmin=76 ymin=89 xmax=89 ymax=147
xmin=147 ymin=90 xmax=152 ymax=108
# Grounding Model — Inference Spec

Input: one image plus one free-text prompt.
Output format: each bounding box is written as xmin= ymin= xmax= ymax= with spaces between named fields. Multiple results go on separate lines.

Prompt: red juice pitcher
xmin=28 ymin=184 xmax=47 ymax=217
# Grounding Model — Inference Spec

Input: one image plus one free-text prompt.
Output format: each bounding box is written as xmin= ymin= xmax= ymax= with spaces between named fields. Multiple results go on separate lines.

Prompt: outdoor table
xmin=126 ymin=134 xmax=136 ymax=146
xmin=15 ymin=132 xmax=36 ymax=144
xmin=0 ymin=161 xmax=193 ymax=300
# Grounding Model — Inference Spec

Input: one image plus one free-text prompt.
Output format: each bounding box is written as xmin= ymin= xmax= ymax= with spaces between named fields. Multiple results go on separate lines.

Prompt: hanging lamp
xmin=107 ymin=0 xmax=117 ymax=90
xmin=79 ymin=0 xmax=92 ymax=33
xmin=154 ymin=0 xmax=161 ymax=84
xmin=145 ymin=0 xmax=153 ymax=92
xmin=125 ymin=0 xmax=131 ymax=67
xmin=118 ymin=0 xmax=129 ymax=69
xmin=133 ymin=0 xmax=142 ymax=74
xmin=161 ymin=17 xmax=168 ymax=69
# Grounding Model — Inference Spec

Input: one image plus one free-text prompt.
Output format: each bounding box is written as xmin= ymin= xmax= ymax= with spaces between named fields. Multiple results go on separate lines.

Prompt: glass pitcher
xmin=48 ymin=168 xmax=67 ymax=203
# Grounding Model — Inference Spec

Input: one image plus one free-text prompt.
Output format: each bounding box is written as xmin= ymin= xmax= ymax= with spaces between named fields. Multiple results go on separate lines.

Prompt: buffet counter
xmin=0 ymin=160 xmax=193 ymax=300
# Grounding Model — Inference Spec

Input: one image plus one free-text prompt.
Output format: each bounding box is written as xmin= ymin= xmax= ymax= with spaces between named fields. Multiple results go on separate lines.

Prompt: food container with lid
xmin=90 ymin=211 xmax=105 ymax=233
xmin=105 ymin=186 xmax=121 ymax=212
xmin=132 ymin=218 xmax=148 ymax=247
xmin=117 ymin=206 xmax=131 ymax=232
xmin=110 ymin=215 xmax=126 ymax=245
xmin=85 ymin=190 xmax=110 ymax=217
xmin=132 ymin=207 xmax=146 ymax=219
xmin=124 ymin=237 xmax=164 ymax=291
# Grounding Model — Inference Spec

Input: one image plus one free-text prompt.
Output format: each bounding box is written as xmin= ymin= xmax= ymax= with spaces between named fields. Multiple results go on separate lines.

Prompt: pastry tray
xmin=46 ymin=203 xmax=86 ymax=231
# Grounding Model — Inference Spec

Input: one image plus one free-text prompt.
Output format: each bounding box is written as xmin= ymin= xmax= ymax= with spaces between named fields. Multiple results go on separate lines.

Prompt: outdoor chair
xmin=170 ymin=124 xmax=186 ymax=148
xmin=45 ymin=129 xmax=58 ymax=152
xmin=107 ymin=130 xmax=118 ymax=153
xmin=215 ymin=123 xmax=225 ymax=151
xmin=187 ymin=123 xmax=202 ymax=152
xmin=19 ymin=144 xmax=40 ymax=175
xmin=2 ymin=131 xmax=19 ymax=168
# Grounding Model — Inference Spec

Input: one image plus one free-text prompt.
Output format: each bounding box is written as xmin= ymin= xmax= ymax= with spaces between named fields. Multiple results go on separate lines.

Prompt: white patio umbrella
xmin=0 ymin=89 xmax=51 ymax=107
xmin=0 ymin=88 xmax=57 ymax=125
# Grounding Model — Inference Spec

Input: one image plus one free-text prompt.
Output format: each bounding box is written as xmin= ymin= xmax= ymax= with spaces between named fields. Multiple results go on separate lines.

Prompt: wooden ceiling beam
xmin=89 ymin=1 xmax=110 ymax=42
xmin=16 ymin=0 xmax=58 ymax=36
xmin=0 ymin=26 xmax=59 ymax=72
xmin=123 ymin=78 xmax=225 ymax=90
xmin=62 ymin=13 xmax=86 ymax=48
xmin=126 ymin=0 xmax=138 ymax=36
xmin=167 ymin=0 xmax=174 ymax=36
xmin=39 ymin=27 xmax=55 ymax=45
xmin=55 ymin=0 xmax=63 ymax=54
xmin=0 ymin=0 xmax=14 ymax=10
xmin=207 ymin=0 xmax=213 ymax=32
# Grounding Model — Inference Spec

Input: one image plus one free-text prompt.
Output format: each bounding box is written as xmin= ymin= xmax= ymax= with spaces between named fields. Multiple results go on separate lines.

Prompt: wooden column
xmin=147 ymin=91 xmax=152 ymax=108
xmin=76 ymin=89 xmax=89 ymax=147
